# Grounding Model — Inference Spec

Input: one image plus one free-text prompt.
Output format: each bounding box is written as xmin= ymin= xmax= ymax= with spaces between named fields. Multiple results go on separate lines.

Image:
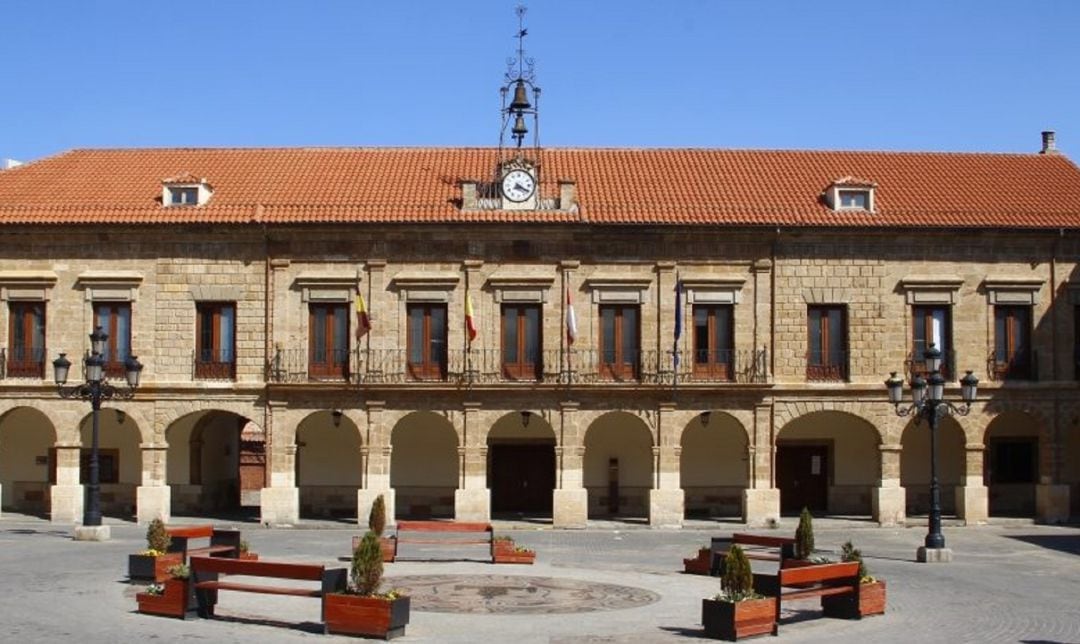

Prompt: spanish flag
xmin=355 ymin=287 xmax=371 ymax=338
xmin=465 ymin=291 xmax=478 ymax=343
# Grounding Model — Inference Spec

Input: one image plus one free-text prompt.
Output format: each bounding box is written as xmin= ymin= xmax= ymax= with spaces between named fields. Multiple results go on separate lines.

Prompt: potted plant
xmin=354 ymin=495 xmax=396 ymax=563
xmin=496 ymin=543 xmax=535 ymax=565
xmin=822 ymin=541 xmax=886 ymax=618
xmin=129 ymin=518 xmax=183 ymax=582
xmin=135 ymin=563 xmax=192 ymax=619
xmin=684 ymin=544 xmax=712 ymax=575
xmin=238 ymin=539 xmax=258 ymax=561
xmin=492 ymin=535 xmax=516 ymax=560
xmin=325 ymin=530 xmax=410 ymax=639
xmin=701 ymin=544 xmax=777 ymax=640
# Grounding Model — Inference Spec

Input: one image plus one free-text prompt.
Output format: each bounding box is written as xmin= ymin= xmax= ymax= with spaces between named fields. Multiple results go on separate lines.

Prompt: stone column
xmin=553 ymin=401 xmax=587 ymax=528
xmin=752 ymin=258 xmax=773 ymax=378
xmin=649 ymin=402 xmax=684 ymax=528
xmin=743 ymin=402 xmax=779 ymax=526
xmin=454 ymin=403 xmax=490 ymax=521
xmin=1036 ymin=437 xmax=1071 ymax=523
xmin=357 ymin=401 xmax=396 ymax=527
xmin=260 ymin=403 xmax=298 ymax=525
xmin=50 ymin=443 xmax=83 ymax=524
xmin=956 ymin=443 xmax=988 ymax=524
xmin=135 ymin=444 xmax=170 ymax=524
xmin=872 ymin=443 xmax=905 ymax=526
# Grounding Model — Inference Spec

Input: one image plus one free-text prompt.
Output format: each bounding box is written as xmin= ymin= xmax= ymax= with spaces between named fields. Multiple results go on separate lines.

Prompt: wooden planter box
xmin=702 ymin=597 xmax=777 ymax=641
xmin=492 ymin=539 xmax=534 ymax=564
xmin=135 ymin=578 xmax=190 ymax=619
xmin=324 ymin=594 xmax=410 ymax=639
xmin=822 ymin=579 xmax=886 ymax=619
xmin=128 ymin=552 xmax=184 ymax=582
xmin=238 ymin=551 xmax=259 ymax=561
xmin=684 ymin=548 xmax=712 ymax=575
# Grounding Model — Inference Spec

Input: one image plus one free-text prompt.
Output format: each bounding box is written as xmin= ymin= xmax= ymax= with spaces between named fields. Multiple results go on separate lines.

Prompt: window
xmin=838 ymin=190 xmax=868 ymax=209
xmin=501 ymin=303 xmax=541 ymax=380
xmin=807 ymin=305 xmax=847 ymax=381
xmin=599 ymin=304 xmax=640 ymax=380
xmin=693 ymin=304 xmax=733 ymax=380
xmin=7 ymin=302 xmax=45 ymax=378
xmin=993 ymin=305 xmax=1032 ymax=379
xmin=407 ymin=303 xmax=447 ymax=380
xmin=309 ymin=303 xmax=349 ymax=380
xmin=912 ymin=305 xmax=952 ymax=378
xmin=195 ymin=302 xmax=236 ymax=379
xmin=168 ymin=187 xmax=198 ymax=206
xmin=93 ymin=302 xmax=131 ymax=380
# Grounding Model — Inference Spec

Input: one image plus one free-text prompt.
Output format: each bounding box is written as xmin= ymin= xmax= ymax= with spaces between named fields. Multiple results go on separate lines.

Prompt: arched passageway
xmin=77 ymin=408 xmax=142 ymax=519
xmin=297 ymin=410 xmax=362 ymax=520
xmin=487 ymin=410 xmax=556 ymax=519
xmin=583 ymin=412 xmax=652 ymax=520
xmin=680 ymin=411 xmax=748 ymax=519
xmin=167 ymin=410 xmax=257 ymax=518
xmin=985 ymin=411 xmax=1041 ymax=518
xmin=390 ymin=411 xmax=458 ymax=519
xmin=901 ymin=415 xmax=964 ymax=516
xmin=0 ymin=407 xmax=56 ymax=517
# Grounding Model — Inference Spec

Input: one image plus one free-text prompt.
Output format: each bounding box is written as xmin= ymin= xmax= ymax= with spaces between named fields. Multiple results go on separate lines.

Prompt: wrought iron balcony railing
xmin=805 ymin=350 xmax=849 ymax=382
xmin=988 ymin=349 xmax=1038 ymax=382
xmin=192 ymin=350 xmax=237 ymax=381
xmin=4 ymin=346 xmax=46 ymax=379
xmin=905 ymin=349 xmax=958 ymax=381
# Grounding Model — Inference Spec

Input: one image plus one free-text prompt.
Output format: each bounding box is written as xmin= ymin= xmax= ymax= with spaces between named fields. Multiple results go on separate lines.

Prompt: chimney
xmin=461 ymin=181 xmax=478 ymax=209
xmin=558 ymin=179 xmax=577 ymax=210
xmin=1041 ymin=130 xmax=1058 ymax=154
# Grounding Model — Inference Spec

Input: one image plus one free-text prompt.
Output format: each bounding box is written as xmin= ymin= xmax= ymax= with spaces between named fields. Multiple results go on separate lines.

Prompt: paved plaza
xmin=1 ymin=515 xmax=1078 ymax=643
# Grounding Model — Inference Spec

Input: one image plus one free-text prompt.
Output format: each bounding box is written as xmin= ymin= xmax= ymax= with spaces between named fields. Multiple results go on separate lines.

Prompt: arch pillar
xmin=648 ymin=402 xmax=683 ymax=528
xmin=743 ymin=402 xmax=779 ymax=527
xmin=454 ymin=402 xmax=490 ymax=521
xmin=553 ymin=401 xmax=586 ymax=528
xmin=357 ymin=401 xmax=396 ymax=528
xmin=50 ymin=443 xmax=83 ymax=524
xmin=873 ymin=443 xmax=905 ymax=526
xmin=261 ymin=402 xmax=298 ymax=526
xmin=1037 ymin=423 xmax=1070 ymax=522
xmin=956 ymin=443 xmax=988 ymax=524
xmin=135 ymin=444 xmax=170 ymax=524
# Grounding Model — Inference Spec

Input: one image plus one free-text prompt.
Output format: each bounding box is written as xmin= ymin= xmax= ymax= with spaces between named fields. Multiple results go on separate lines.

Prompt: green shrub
xmin=350 ymin=530 xmax=384 ymax=596
xmin=145 ymin=518 xmax=171 ymax=554
xmin=841 ymin=540 xmax=872 ymax=581
xmin=720 ymin=544 xmax=754 ymax=601
xmin=795 ymin=507 xmax=815 ymax=560
xmin=166 ymin=563 xmax=190 ymax=580
xmin=369 ymin=494 xmax=386 ymax=537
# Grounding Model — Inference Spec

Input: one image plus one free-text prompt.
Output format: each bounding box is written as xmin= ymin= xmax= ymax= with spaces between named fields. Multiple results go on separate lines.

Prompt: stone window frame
xmin=389 ymin=272 xmax=461 ymax=303
xmin=161 ymin=175 xmax=213 ymax=207
xmin=583 ymin=275 xmax=652 ymax=304
xmin=982 ymin=277 xmax=1044 ymax=306
xmin=293 ymin=274 xmax=357 ymax=304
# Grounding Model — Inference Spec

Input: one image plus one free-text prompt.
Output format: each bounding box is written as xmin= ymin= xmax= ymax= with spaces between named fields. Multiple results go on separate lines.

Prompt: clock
xmin=501 ymin=169 xmax=536 ymax=202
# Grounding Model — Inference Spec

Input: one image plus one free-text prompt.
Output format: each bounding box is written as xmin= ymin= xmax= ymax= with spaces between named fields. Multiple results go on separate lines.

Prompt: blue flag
xmin=674 ymin=277 xmax=683 ymax=341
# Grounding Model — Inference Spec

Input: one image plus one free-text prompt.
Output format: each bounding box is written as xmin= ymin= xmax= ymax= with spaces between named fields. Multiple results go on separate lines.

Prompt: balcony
xmin=3 ymin=346 xmax=46 ymax=379
xmin=192 ymin=350 xmax=237 ymax=381
xmin=988 ymin=350 xmax=1038 ymax=382
xmin=805 ymin=351 xmax=849 ymax=382
xmin=905 ymin=349 xmax=957 ymax=381
xmin=267 ymin=346 xmax=769 ymax=386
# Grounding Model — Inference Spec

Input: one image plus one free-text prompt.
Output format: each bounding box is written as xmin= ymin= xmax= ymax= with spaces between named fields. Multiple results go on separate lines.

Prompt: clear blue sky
xmin=2 ymin=1 xmax=1078 ymax=162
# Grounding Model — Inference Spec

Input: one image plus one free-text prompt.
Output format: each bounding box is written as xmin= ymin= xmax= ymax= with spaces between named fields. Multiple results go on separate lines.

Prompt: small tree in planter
xmin=701 ymin=545 xmax=777 ymax=640
xmin=822 ymin=541 xmax=887 ymax=618
xmin=369 ymin=494 xmax=396 ymax=563
xmin=129 ymin=518 xmax=182 ymax=582
xmin=238 ymin=539 xmax=258 ymax=561
xmin=136 ymin=563 xmax=192 ymax=619
xmin=794 ymin=507 xmax=814 ymax=560
xmin=325 ymin=530 xmax=410 ymax=639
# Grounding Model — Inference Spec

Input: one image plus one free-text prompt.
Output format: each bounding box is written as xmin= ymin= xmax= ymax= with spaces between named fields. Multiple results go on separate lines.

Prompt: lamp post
xmin=884 ymin=344 xmax=978 ymax=563
xmin=53 ymin=326 xmax=142 ymax=540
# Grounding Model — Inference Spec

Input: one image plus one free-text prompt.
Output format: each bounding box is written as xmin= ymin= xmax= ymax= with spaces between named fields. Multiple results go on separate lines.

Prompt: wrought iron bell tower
xmin=497 ymin=5 xmax=542 ymax=210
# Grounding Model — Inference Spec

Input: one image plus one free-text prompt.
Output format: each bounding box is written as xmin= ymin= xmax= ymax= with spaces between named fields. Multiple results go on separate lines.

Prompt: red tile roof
xmin=0 ymin=147 xmax=1078 ymax=228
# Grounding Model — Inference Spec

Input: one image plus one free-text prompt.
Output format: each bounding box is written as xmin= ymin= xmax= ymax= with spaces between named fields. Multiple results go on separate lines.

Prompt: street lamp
xmin=884 ymin=344 xmax=978 ymax=563
xmin=54 ymin=326 xmax=143 ymax=538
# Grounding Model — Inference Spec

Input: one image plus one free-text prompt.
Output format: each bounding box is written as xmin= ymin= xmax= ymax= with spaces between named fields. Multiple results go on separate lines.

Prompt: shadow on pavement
xmin=1005 ymin=534 xmax=1080 ymax=556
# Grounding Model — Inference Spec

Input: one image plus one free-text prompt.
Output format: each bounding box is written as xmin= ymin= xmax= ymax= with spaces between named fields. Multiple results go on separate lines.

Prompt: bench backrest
xmin=190 ymin=556 xmax=326 ymax=581
xmin=167 ymin=525 xmax=215 ymax=539
xmin=777 ymin=561 xmax=860 ymax=587
xmin=396 ymin=520 xmax=492 ymax=533
xmin=732 ymin=533 xmax=795 ymax=548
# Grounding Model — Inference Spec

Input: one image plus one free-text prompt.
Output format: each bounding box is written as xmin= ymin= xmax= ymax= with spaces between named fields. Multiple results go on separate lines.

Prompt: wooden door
xmin=489 ymin=444 xmax=555 ymax=513
xmin=777 ymin=445 xmax=828 ymax=514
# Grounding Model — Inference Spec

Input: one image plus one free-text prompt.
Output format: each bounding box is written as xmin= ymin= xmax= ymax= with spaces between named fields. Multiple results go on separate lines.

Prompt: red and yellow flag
xmin=465 ymin=291 xmax=477 ymax=343
xmin=355 ymin=286 xmax=371 ymax=338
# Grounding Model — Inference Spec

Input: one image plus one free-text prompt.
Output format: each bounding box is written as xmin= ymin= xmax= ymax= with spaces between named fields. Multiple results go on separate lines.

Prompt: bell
xmin=512 ymin=114 xmax=528 ymax=139
xmin=510 ymin=80 xmax=531 ymax=111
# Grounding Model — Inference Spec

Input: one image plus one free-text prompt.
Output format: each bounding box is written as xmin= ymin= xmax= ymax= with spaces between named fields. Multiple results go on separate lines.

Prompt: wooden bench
xmin=393 ymin=520 xmax=494 ymax=562
xmin=166 ymin=525 xmax=241 ymax=563
xmin=190 ymin=556 xmax=347 ymax=625
xmin=708 ymin=533 xmax=796 ymax=575
xmin=752 ymin=560 xmax=861 ymax=634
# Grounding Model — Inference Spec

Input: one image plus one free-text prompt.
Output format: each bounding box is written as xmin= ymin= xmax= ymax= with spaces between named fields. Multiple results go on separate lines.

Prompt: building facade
xmin=0 ymin=142 xmax=1078 ymax=528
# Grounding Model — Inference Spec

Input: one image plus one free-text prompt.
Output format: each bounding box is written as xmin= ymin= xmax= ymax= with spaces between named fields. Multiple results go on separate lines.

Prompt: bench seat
xmin=190 ymin=556 xmax=347 ymax=622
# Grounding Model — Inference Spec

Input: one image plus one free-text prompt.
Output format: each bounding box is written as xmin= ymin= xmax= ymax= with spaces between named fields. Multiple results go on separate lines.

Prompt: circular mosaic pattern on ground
xmin=387 ymin=574 xmax=661 ymax=614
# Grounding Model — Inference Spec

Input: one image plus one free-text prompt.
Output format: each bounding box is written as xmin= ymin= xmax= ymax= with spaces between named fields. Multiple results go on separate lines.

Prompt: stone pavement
xmin=1 ymin=515 xmax=1078 ymax=643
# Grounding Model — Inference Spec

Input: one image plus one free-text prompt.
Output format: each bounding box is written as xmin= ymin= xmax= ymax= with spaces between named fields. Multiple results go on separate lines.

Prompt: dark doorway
xmin=777 ymin=444 xmax=828 ymax=514
xmin=490 ymin=443 xmax=555 ymax=514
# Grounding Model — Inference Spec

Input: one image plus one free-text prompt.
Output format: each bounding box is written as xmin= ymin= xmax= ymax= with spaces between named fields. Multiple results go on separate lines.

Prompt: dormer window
xmin=161 ymin=174 xmax=213 ymax=207
xmin=825 ymin=176 xmax=875 ymax=212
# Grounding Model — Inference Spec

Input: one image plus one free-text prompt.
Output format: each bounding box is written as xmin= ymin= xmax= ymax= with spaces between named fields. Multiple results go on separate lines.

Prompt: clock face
xmin=501 ymin=169 xmax=536 ymax=202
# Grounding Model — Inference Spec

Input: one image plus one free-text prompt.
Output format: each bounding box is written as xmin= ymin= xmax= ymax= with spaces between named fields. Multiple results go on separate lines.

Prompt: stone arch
xmin=583 ymin=411 xmax=653 ymax=520
xmin=76 ymin=408 xmax=143 ymax=519
xmin=680 ymin=410 xmax=749 ymax=519
xmin=296 ymin=410 xmax=362 ymax=520
xmin=983 ymin=409 xmax=1043 ymax=518
xmin=775 ymin=409 xmax=882 ymax=516
xmin=487 ymin=409 xmax=557 ymax=516
xmin=165 ymin=409 xmax=257 ymax=517
xmin=0 ymin=406 xmax=57 ymax=516
xmin=390 ymin=410 xmax=458 ymax=519
xmin=900 ymin=414 xmax=965 ymax=516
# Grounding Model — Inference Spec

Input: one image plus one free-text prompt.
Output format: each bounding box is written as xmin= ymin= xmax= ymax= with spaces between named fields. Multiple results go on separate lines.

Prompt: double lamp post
xmin=885 ymin=344 xmax=978 ymax=563
xmin=53 ymin=327 xmax=142 ymax=540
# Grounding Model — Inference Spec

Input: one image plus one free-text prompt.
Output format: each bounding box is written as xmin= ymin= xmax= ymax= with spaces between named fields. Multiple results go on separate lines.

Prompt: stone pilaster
xmin=649 ymin=402 xmax=683 ymax=527
xmin=135 ymin=445 xmax=170 ymax=524
xmin=752 ymin=258 xmax=773 ymax=375
xmin=872 ymin=443 xmax=905 ymax=526
xmin=454 ymin=402 xmax=490 ymax=521
xmin=1036 ymin=484 xmax=1070 ymax=524
xmin=956 ymin=443 xmax=988 ymax=524
xmin=553 ymin=401 xmax=587 ymax=528
xmin=743 ymin=402 xmax=779 ymax=526
xmin=50 ymin=444 xmax=83 ymax=524
xmin=357 ymin=401 xmax=395 ymax=527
